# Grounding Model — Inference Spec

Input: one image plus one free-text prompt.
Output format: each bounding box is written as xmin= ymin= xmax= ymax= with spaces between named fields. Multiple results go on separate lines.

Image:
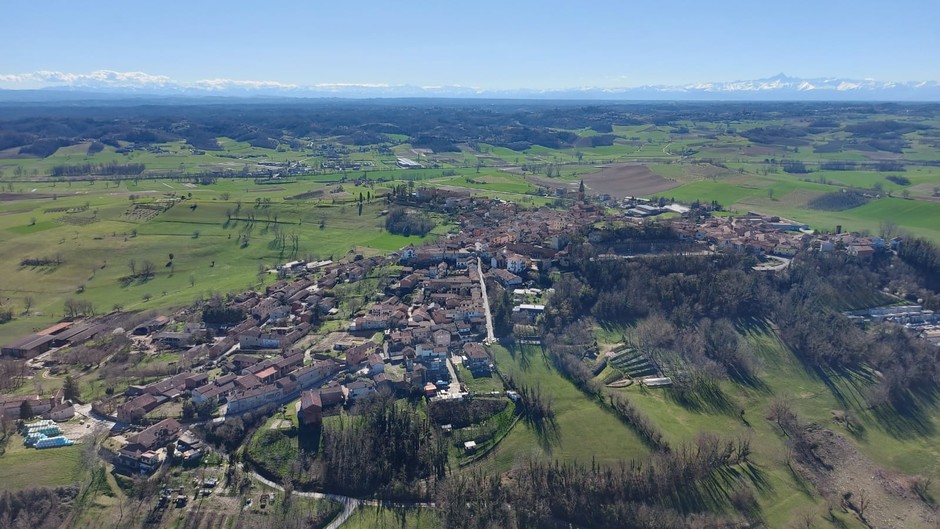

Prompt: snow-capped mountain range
xmin=1 ymin=71 xmax=938 ymax=101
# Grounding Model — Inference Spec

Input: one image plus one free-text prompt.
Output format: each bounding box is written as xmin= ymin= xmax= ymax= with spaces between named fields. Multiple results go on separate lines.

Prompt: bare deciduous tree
xmin=767 ymin=397 xmax=798 ymax=434
xmin=141 ymin=260 xmax=155 ymax=278
xmin=879 ymin=220 xmax=899 ymax=240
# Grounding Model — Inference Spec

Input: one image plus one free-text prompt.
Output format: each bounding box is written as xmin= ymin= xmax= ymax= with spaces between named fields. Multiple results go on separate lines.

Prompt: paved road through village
xmin=476 ymin=257 xmax=496 ymax=344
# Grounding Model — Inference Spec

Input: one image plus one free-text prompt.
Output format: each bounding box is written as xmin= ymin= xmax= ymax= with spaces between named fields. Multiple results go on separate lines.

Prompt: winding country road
xmin=248 ymin=470 xmax=435 ymax=528
xmin=249 ymin=471 xmax=360 ymax=529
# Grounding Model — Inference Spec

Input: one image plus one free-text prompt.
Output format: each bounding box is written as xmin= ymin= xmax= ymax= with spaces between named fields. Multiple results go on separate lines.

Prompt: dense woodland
xmin=320 ymin=395 xmax=448 ymax=498
xmin=0 ymin=486 xmax=78 ymax=529
xmin=384 ymin=206 xmax=436 ymax=237
xmin=537 ymin=227 xmax=940 ymax=419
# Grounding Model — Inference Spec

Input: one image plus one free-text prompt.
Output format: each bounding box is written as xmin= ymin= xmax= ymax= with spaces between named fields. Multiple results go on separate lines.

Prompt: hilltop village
xmin=2 ymin=188 xmax=932 ymax=478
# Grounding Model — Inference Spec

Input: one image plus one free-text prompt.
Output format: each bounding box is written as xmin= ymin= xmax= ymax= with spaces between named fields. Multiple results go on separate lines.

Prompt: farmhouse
xmin=848 ymin=244 xmax=874 ymax=259
xmin=238 ymin=328 xmax=284 ymax=350
xmin=226 ymin=385 xmax=282 ymax=415
xmin=1 ymin=393 xmax=63 ymax=419
xmin=290 ymin=359 xmax=342 ymax=389
xmin=192 ymin=380 xmax=235 ymax=405
xmin=153 ymin=331 xmax=194 ymax=349
xmin=126 ymin=418 xmax=182 ymax=451
xmin=45 ymin=402 xmax=75 ymax=422
xmin=132 ymin=316 xmax=170 ymax=336
xmin=116 ymin=418 xmax=182 ymax=475
xmin=490 ymin=268 xmax=523 ymax=288
xmin=319 ymin=384 xmax=345 ymax=407
xmin=117 ymin=393 xmax=166 ymax=422
xmin=298 ymin=390 xmax=322 ymax=425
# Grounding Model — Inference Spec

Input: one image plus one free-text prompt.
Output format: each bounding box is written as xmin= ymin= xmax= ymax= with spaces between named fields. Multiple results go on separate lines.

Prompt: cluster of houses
xmin=672 ymin=212 xmax=896 ymax=259
xmin=616 ymin=197 xmax=691 ymax=218
xmin=846 ymin=304 xmax=940 ymax=347
xmin=114 ymin=418 xmax=205 ymax=474
xmin=0 ymin=389 xmax=74 ymax=422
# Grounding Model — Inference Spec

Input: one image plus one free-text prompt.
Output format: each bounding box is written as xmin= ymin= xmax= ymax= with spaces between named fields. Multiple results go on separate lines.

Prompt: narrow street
xmin=443 ymin=356 xmax=463 ymax=397
xmin=476 ymin=257 xmax=496 ymax=344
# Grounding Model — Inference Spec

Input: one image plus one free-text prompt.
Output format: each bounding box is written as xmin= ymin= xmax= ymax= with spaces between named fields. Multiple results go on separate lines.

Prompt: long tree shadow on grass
xmin=707 ymin=463 xmax=776 ymax=496
xmin=810 ymin=365 xmax=876 ymax=411
xmin=740 ymin=462 xmax=774 ymax=494
xmin=734 ymin=316 xmax=774 ymax=339
xmin=870 ymin=387 xmax=937 ymax=440
xmin=515 ymin=400 xmax=560 ymax=452
xmin=506 ymin=342 xmax=532 ymax=372
xmin=728 ymin=366 xmax=772 ymax=394
xmin=666 ymin=378 xmax=737 ymax=416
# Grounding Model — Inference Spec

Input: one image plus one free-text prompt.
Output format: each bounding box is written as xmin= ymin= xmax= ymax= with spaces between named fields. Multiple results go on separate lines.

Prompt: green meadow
xmin=0 ymin=177 xmax=444 ymax=343
xmin=477 ymin=344 xmax=648 ymax=474
xmin=0 ymin=440 xmax=85 ymax=491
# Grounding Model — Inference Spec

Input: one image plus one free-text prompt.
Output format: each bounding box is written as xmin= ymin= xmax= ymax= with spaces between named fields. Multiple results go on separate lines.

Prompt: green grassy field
xmin=2 ymin=111 xmax=940 ymax=527
xmin=0 ymin=439 xmax=85 ymax=491
xmin=656 ymin=168 xmax=940 ymax=242
xmin=475 ymin=344 xmax=648 ymax=474
xmin=3 ymin=110 xmax=939 ymax=252
xmin=343 ymin=506 xmax=441 ymax=529
xmin=0 ymin=178 xmax=447 ymax=343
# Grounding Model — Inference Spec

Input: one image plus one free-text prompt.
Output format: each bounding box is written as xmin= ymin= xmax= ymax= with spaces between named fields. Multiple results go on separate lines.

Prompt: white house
xmin=226 ymin=385 xmax=282 ymax=415
xmin=506 ymin=253 xmax=528 ymax=274
xmin=343 ymin=379 xmax=376 ymax=401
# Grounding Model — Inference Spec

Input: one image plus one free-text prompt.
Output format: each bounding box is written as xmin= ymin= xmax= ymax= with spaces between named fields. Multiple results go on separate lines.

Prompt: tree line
xmin=438 ymin=432 xmax=755 ymax=529
xmin=51 ymin=162 xmax=145 ymax=177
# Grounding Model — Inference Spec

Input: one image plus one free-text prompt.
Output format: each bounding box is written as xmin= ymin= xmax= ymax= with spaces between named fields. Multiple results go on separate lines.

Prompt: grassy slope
xmin=475 ymin=344 xmax=648 ymax=474
xmin=0 ymin=178 xmax=441 ymax=343
xmin=0 ymin=439 xmax=84 ymax=491
xmin=617 ymin=327 xmax=937 ymax=528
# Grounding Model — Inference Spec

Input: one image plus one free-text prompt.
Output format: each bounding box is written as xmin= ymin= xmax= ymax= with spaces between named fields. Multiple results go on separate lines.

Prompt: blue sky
xmin=2 ymin=0 xmax=938 ymax=89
